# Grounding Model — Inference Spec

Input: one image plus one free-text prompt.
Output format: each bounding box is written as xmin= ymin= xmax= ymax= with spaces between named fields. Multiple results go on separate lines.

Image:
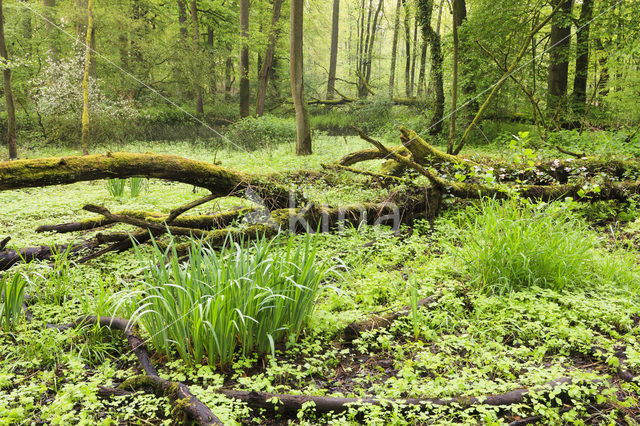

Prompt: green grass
xmin=0 ymin=273 xmax=27 ymax=332
xmin=451 ymin=199 xmax=606 ymax=294
xmin=117 ymin=234 xmax=331 ymax=368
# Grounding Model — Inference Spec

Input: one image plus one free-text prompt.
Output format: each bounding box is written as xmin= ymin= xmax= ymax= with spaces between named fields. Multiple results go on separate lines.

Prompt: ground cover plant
xmin=1 ymin=0 xmax=640 ymax=423
xmin=1 ymin=136 xmax=639 ymax=425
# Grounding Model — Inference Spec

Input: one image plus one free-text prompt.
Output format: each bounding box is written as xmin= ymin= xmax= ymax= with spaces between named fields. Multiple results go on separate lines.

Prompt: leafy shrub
xmin=30 ymin=52 xmax=139 ymax=146
xmin=451 ymin=199 xmax=597 ymax=294
xmin=0 ymin=273 xmax=27 ymax=332
xmin=122 ymin=234 xmax=329 ymax=368
xmin=350 ymin=96 xmax=393 ymax=133
xmin=230 ymin=115 xmax=296 ymax=150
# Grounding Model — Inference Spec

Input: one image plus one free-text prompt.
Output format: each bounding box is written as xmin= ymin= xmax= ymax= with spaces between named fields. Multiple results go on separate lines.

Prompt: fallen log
xmin=52 ymin=316 xmax=222 ymax=425
xmin=343 ymin=295 xmax=439 ymax=342
xmin=37 ymin=208 xmax=255 ymax=234
xmin=218 ymin=377 xmax=577 ymax=415
xmin=0 ymin=152 xmax=300 ymax=210
xmin=0 ymin=242 xmax=95 ymax=270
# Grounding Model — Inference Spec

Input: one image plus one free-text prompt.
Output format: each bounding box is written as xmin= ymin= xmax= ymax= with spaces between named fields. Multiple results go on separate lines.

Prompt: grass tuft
xmin=119 ymin=234 xmax=330 ymax=368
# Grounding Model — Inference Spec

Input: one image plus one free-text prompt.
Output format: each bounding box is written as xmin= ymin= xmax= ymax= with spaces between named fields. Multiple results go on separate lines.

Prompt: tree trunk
xmin=224 ymin=56 xmax=234 ymax=93
xmin=190 ymin=0 xmax=204 ymax=116
xmin=239 ymin=0 xmax=250 ymax=118
xmin=256 ymin=0 xmax=283 ymax=116
xmin=572 ymin=0 xmax=593 ymax=113
xmin=403 ymin=0 xmax=412 ymax=97
xmin=0 ymin=0 xmax=17 ymax=159
xmin=417 ymin=41 xmax=427 ymax=97
xmin=80 ymin=0 xmax=94 ymax=156
xmin=177 ymin=0 xmax=187 ymax=39
xmin=447 ymin=0 xmax=460 ymax=153
xmin=547 ymin=0 xmax=573 ymax=119
xmin=389 ymin=0 xmax=402 ymax=98
xmin=410 ymin=14 xmax=418 ymax=94
xmin=364 ymin=0 xmax=383 ymax=86
xmin=21 ymin=0 xmax=32 ymax=51
xmin=417 ymin=0 xmax=444 ymax=135
xmin=326 ymin=0 xmax=340 ymax=100
xmin=42 ymin=0 xmax=57 ymax=60
xmin=290 ymin=0 xmax=312 ymax=155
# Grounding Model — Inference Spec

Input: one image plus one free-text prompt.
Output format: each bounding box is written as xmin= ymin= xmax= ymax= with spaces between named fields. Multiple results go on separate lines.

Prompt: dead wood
xmin=0 ymin=242 xmax=95 ymax=271
xmin=344 ymin=295 xmax=439 ymax=342
xmin=218 ymin=377 xmax=576 ymax=415
xmin=52 ymin=316 xmax=222 ymax=425
xmin=0 ymin=152 xmax=299 ymax=210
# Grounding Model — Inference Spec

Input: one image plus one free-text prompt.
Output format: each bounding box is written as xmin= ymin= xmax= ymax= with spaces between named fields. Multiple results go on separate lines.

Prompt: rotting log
xmin=51 ymin=316 xmax=223 ymax=425
xmin=344 ymin=295 xmax=439 ymax=342
xmin=0 ymin=152 xmax=300 ymax=210
xmin=217 ymin=377 xmax=579 ymax=415
xmin=37 ymin=208 xmax=255 ymax=234
xmin=0 ymin=242 xmax=95 ymax=270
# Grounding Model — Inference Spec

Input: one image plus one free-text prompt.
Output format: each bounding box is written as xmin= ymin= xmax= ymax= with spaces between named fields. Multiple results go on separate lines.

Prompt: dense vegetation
xmin=0 ymin=0 xmax=639 ymax=424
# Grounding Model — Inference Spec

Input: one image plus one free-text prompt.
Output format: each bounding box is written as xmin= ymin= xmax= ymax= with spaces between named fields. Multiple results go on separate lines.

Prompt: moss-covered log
xmin=0 ymin=242 xmax=95 ymax=270
xmin=0 ymin=152 xmax=299 ymax=209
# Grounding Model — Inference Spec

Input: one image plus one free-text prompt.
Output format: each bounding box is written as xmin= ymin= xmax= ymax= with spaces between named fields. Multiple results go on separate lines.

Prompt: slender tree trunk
xmin=417 ymin=0 xmax=444 ymax=134
xmin=20 ymin=0 xmax=32 ymax=52
xmin=0 ymin=0 xmax=17 ymax=159
xmin=389 ymin=0 xmax=402 ymax=98
xmin=447 ymin=0 xmax=460 ymax=153
xmin=239 ymin=0 xmax=250 ymax=118
xmin=81 ymin=0 xmax=94 ymax=156
xmin=256 ymin=0 xmax=283 ymax=116
xmin=417 ymin=41 xmax=427 ymax=97
xmin=410 ymin=15 xmax=418 ymax=95
xmin=290 ymin=0 xmax=312 ymax=155
xmin=225 ymin=56 xmax=234 ymax=93
xmin=572 ymin=0 xmax=593 ymax=113
xmin=364 ymin=0 xmax=383 ymax=85
xmin=403 ymin=0 xmax=412 ymax=97
xmin=547 ymin=0 xmax=573 ymax=118
xmin=190 ymin=0 xmax=204 ymax=116
xmin=326 ymin=0 xmax=340 ymax=99
xmin=177 ymin=0 xmax=187 ymax=39
xmin=43 ymin=0 xmax=57 ymax=61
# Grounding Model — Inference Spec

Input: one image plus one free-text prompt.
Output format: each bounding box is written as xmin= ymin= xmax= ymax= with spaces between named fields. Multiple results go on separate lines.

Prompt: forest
xmin=0 ymin=0 xmax=639 ymax=424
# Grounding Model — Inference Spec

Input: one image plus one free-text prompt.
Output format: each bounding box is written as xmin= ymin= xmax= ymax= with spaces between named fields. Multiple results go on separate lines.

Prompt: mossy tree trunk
xmin=80 ymin=0 xmax=94 ymax=156
xmin=0 ymin=0 xmax=18 ymax=159
xmin=290 ymin=0 xmax=312 ymax=156
xmin=239 ymin=0 xmax=250 ymax=118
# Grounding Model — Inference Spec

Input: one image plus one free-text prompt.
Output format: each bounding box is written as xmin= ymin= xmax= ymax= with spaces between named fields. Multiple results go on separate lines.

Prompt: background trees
xmin=0 ymin=0 xmax=637 ymax=158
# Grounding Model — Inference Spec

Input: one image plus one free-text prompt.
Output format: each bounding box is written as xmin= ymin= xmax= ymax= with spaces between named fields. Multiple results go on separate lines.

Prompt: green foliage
xmin=30 ymin=244 xmax=76 ymax=305
xmin=121 ymin=234 xmax=329 ymax=368
xmin=106 ymin=178 xmax=127 ymax=198
xmin=0 ymin=273 xmax=27 ymax=332
xmin=450 ymin=199 xmax=599 ymax=294
xmin=128 ymin=177 xmax=147 ymax=198
xmin=230 ymin=115 xmax=296 ymax=151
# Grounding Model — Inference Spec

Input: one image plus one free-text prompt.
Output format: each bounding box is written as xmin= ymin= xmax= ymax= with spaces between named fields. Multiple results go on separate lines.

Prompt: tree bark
xmin=447 ymin=0 xmax=460 ymax=153
xmin=43 ymin=0 xmax=57 ymax=61
xmin=0 ymin=0 xmax=18 ymax=159
xmin=256 ymin=0 xmax=283 ymax=116
xmin=572 ymin=0 xmax=594 ymax=113
xmin=0 ymin=153 xmax=297 ymax=209
xmin=177 ymin=0 xmax=187 ymax=39
xmin=290 ymin=0 xmax=312 ymax=155
xmin=389 ymin=0 xmax=402 ymax=98
xmin=417 ymin=0 xmax=444 ymax=134
xmin=547 ymin=0 xmax=573 ymax=119
xmin=403 ymin=0 xmax=412 ymax=97
xmin=190 ymin=0 xmax=204 ymax=116
xmin=80 ymin=0 xmax=94 ymax=156
xmin=239 ymin=0 xmax=250 ymax=118
xmin=326 ymin=0 xmax=340 ymax=100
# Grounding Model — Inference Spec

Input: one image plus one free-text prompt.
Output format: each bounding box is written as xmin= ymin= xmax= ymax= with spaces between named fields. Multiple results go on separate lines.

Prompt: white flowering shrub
xmin=30 ymin=50 xmax=139 ymax=145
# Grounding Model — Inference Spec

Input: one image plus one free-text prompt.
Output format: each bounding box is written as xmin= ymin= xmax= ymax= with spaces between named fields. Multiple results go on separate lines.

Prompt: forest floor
xmin=1 ymin=134 xmax=639 ymax=425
